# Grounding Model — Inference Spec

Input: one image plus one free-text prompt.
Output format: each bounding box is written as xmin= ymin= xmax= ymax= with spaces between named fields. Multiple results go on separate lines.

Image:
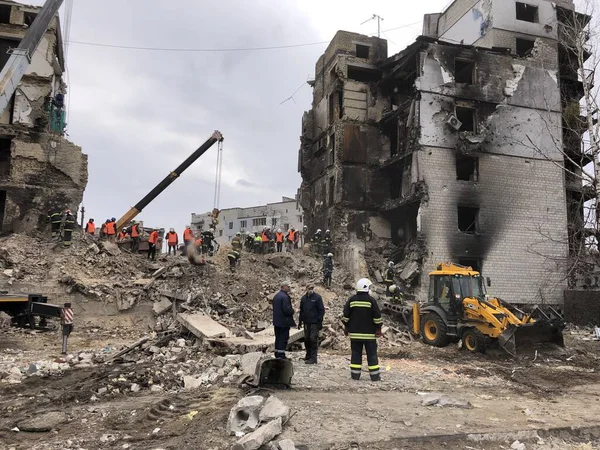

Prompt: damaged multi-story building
xmin=0 ymin=0 xmax=87 ymax=233
xmin=298 ymin=0 xmax=590 ymax=306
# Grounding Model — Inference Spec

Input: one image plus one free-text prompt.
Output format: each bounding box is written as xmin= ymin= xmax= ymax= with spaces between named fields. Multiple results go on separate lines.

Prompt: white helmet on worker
xmin=185 ymin=225 xmax=190 ymax=228
xmin=356 ymin=278 xmax=373 ymax=293
xmin=389 ymin=284 xmax=398 ymax=293
xmin=122 ymin=228 xmax=127 ymax=232
xmin=327 ymin=253 xmax=333 ymax=258
xmin=317 ymin=228 xmax=322 ymax=233
xmin=170 ymin=228 xmax=174 ymax=232
xmin=277 ymin=228 xmax=282 ymax=233
xmin=326 ymin=229 xmax=330 ymax=233
xmin=388 ymin=261 xmax=394 ymax=268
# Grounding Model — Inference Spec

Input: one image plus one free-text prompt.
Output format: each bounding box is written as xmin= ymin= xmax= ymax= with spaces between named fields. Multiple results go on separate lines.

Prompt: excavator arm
xmin=117 ymin=131 xmax=223 ymax=229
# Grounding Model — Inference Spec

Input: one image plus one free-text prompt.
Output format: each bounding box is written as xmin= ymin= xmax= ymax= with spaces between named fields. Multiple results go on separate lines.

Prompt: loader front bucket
xmin=498 ymin=322 xmax=565 ymax=357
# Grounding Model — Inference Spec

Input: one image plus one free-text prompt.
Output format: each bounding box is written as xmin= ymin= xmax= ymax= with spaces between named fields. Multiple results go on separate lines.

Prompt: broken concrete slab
xmin=278 ymin=439 xmax=296 ymax=450
xmin=399 ymin=261 xmax=419 ymax=281
xmin=210 ymin=327 xmax=303 ymax=353
xmin=232 ymin=417 xmax=282 ymax=450
xmin=374 ymin=269 xmax=383 ymax=283
xmin=265 ymin=254 xmax=292 ymax=269
xmin=183 ymin=375 xmax=202 ymax=390
xmin=133 ymin=279 xmax=153 ymax=287
xmin=228 ymin=395 xmax=265 ymax=436
xmin=421 ymin=393 xmax=472 ymax=409
xmin=17 ymin=411 xmax=68 ymax=432
xmin=177 ymin=312 xmax=230 ymax=339
xmin=153 ymin=297 xmax=172 ymax=316
xmin=152 ymin=267 xmax=167 ymax=278
xmin=259 ymin=396 xmax=290 ymax=423
xmin=101 ymin=241 xmax=121 ymax=256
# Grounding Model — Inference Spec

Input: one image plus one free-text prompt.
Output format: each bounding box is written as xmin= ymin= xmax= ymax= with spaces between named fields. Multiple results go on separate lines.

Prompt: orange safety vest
xmin=288 ymin=230 xmax=296 ymax=242
xmin=276 ymin=232 xmax=284 ymax=243
xmin=86 ymin=222 xmax=95 ymax=234
xmin=118 ymin=231 xmax=127 ymax=240
xmin=167 ymin=232 xmax=178 ymax=245
xmin=131 ymin=224 xmax=139 ymax=238
xmin=184 ymin=228 xmax=193 ymax=242
xmin=195 ymin=238 xmax=203 ymax=246
xmin=106 ymin=221 xmax=116 ymax=235
xmin=261 ymin=231 xmax=269 ymax=242
xmin=148 ymin=231 xmax=159 ymax=245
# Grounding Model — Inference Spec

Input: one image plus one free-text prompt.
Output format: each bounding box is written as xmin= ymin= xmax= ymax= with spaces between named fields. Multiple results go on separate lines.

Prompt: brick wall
xmin=417 ymin=148 xmax=568 ymax=305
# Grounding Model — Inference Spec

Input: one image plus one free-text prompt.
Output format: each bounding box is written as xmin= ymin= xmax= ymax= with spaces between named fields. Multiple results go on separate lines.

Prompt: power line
xmin=65 ymin=21 xmax=422 ymax=53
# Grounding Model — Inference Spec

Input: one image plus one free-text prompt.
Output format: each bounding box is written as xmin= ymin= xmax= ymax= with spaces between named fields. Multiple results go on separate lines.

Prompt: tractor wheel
xmin=420 ymin=313 xmax=448 ymax=347
xmin=462 ymin=328 xmax=486 ymax=353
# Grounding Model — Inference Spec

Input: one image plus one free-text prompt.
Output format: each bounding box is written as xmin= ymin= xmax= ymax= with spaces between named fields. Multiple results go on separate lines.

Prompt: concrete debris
xmin=152 ymin=267 xmax=167 ymax=278
xmin=176 ymin=312 xmax=230 ymax=339
xmin=420 ymin=393 xmax=472 ymax=409
xmin=183 ymin=375 xmax=203 ymax=390
xmin=228 ymin=395 xmax=266 ymax=436
xmin=511 ymin=440 xmax=526 ymax=450
xmin=259 ymin=396 xmax=290 ymax=423
xmin=153 ymin=297 xmax=172 ymax=315
xmin=504 ymin=64 xmax=526 ymax=97
xmin=17 ymin=411 xmax=68 ymax=432
xmin=101 ymin=241 xmax=121 ymax=256
xmin=232 ymin=417 xmax=283 ymax=450
xmin=278 ymin=439 xmax=296 ymax=450
xmin=266 ymin=254 xmax=292 ymax=269
xmin=0 ymin=311 xmax=11 ymax=329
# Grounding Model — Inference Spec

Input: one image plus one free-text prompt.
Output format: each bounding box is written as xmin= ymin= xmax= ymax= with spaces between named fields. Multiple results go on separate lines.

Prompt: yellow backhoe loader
xmin=383 ymin=263 xmax=565 ymax=356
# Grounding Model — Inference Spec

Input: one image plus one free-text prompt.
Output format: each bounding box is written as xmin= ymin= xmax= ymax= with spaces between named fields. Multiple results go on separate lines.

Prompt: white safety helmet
xmin=326 ymin=229 xmax=330 ymax=233
xmin=389 ymin=284 xmax=397 ymax=293
xmin=277 ymin=228 xmax=282 ymax=233
xmin=317 ymin=229 xmax=322 ymax=233
xmin=170 ymin=228 xmax=175 ymax=232
xmin=185 ymin=225 xmax=190 ymax=228
xmin=356 ymin=278 xmax=373 ymax=293
xmin=327 ymin=253 xmax=333 ymax=258
xmin=388 ymin=261 xmax=395 ymax=268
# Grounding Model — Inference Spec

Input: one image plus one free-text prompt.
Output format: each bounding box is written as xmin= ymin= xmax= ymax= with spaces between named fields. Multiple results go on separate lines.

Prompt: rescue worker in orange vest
xmin=285 ymin=227 xmax=296 ymax=252
xmin=261 ymin=227 xmax=270 ymax=255
xmin=194 ymin=237 xmax=203 ymax=254
xmin=166 ymin=228 xmax=179 ymax=256
xmin=148 ymin=229 xmax=159 ymax=261
xmin=118 ymin=228 xmax=129 ymax=242
xmin=105 ymin=217 xmax=117 ymax=242
xmin=183 ymin=225 xmax=194 ymax=251
xmin=100 ymin=220 xmax=108 ymax=239
xmin=129 ymin=221 xmax=140 ymax=253
xmin=275 ymin=229 xmax=284 ymax=253
xmin=85 ymin=218 xmax=95 ymax=236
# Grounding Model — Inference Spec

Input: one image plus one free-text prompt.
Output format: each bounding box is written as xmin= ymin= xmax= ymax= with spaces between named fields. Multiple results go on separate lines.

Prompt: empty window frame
xmin=328 ymin=176 xmax=335 ymax=206
xmin=252 ymin=217 xmax=267 ymax=226
xmin=0 ymin=137 xmax=11 ymax=177
xmin=347 ymin=66 xmax=380 ymax=83
xmin=329 ymin=132 xmax=335 ymax=166
xmin=228 ymin=222 xmax=233 ymax=230
xmin=516 ymin=2 xmax=539 ymax=23
xmin=456 ymin=106 xmax=476 ymax=132
xmin=0 ymin=5 xmax=11 ymax=24
xmin=272 ymin=218 xmax=278 ymax=226
xmin=356 ymin=44 xmax=369 ymax=59
xmin=219 ymin=229 xmax=223 ymax=237
xmin=516 ymin=38 xmax=535 ymax=57
xmin=328 ymin=93 xmax=334 ymax=124
xmin=23 ymin=12 xmax=36 ymax=27
xmin=240 ymin=220 xmax=247 ymax=229
xmin=455 ymin=59 xmax=475 ymax=84
xmin=456 ymin=155 xmax=478 ymax=181
xmin=457 ymin=206 xmax=479 ymax=234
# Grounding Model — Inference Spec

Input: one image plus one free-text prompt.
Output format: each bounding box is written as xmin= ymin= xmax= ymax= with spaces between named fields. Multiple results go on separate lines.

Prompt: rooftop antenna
xmin=361 ymin=14 xmax=384 ymax=38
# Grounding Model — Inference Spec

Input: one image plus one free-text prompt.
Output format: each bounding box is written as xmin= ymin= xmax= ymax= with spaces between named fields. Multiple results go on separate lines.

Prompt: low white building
xmin=191 ymin=197 xmax=304 ymax=245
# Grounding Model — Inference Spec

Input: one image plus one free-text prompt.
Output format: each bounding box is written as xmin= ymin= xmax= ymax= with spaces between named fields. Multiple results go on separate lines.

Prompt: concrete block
xmin=259 ymin=396 xmax=290 ymax=423
xmin=153 ymin=297 xmax=172 ymax=315
xmin=228 ymin=395 xmax=265 ymax=436
xmin=232 ymin=417 xmax=283 ymax=450
xmin=176 ymin=312 xmax=230 ymax=339
xmin=278 ymin=439 xmax=296 ymax=450
xmin=101 ymin=241 xmax=120 ymax=256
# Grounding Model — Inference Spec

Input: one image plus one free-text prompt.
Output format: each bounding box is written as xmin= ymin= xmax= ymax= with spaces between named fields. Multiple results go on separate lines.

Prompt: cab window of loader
xmin=433 ymin=276 xmax=453 ymax=310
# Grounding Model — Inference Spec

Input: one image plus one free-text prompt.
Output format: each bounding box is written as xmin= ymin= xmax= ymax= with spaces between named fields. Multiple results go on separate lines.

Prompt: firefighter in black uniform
xmin=384 ymin=261 xmax=395 ymax=294
xmin=342 ymin=278 xmax=382 ymax=381
xmin=47 ymin=207 xmax=63 ymax=239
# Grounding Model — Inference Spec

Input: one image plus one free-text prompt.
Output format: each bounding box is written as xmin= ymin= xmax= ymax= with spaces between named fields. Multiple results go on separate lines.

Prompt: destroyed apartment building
xmin=0 ymin=0 xmax=87 ymax=233
xmin=299 ymin=0 xmax=590 ymax=306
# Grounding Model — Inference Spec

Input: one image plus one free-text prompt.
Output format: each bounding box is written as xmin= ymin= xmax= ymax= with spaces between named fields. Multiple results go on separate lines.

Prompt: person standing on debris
xmin=48 ymin=207 xmax=63 ymax=239
xmin=253 ymin=233 xmax=262 ymax=254
xmin=105 ymin=218 xmax=117 ymax=242
xmin=273 ymin=280 xmax=296 ymax=359
xmin=148 ymin=228 xmax=159 ymax=261
xmin=202 ymin=228 xmax=215 ymax=255
xmin=61 ymin=302 xmax=74 ymax=355
xmin=100 ymin=220 xmax=108 ymax=239
xmin=166 ymin=228 xmax=178 ymax=256
xmin=323 ymin=253 xmax=334 ymax=287
xmin=118 ymin=227 xmax=129 ymax=242
xmin=245 ymin=232 xmax=254 ymax=251
xmin=227 ymin=249 xmax=240 ymax=272
xmin=312 ymin=229 xmax=323 ymax=255
xmin=384 ymin=261 xmax=395 ymax=294
xmin=298 ymin=284 xmax=325 ymax=364
xmin=342 ymin=278 xmax=382 ymax=382
xmin=261 ymin=227 xmax=270 ymax=254
xmin=231 ymin=232 xmax=243 ymax=252
xmin=62 ymin=209 xmax=76 ymax=247
xmin=129 ymin=221 xmax=140 ymax=253
xmin=275 ymin=229 xmax=284 ymax=253
xmin=323 ymin=230 xmax=333 ymax=254
xmin=388 ymin=285 xmax=404 ymax=304
xmin=85 ymin=218 xmax=95 ymax=236
xmin=183 ymin=225 xmax=194 ymax=251
xmin=285 ymin=227 xmax=296 ymax=252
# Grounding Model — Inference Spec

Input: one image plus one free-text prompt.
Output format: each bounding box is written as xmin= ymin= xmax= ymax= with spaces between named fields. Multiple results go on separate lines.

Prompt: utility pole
xmin=361 ymin=14 xmax=384 ymax=38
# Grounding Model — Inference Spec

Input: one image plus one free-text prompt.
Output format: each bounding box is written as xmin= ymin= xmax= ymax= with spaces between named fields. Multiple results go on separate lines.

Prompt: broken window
xmin=456 ymin=106 xmax=476 ymax=132
xmin=458 ymin=258 xmax=483 ymax=273
xmin=356 ymin=44 xmax=369 ymax=59
xmin=516 ymin=38 xmax=535 ymax=57
xmin=23 ymin=12 xmax=37 ymax=27
xmin=328 ymin=94 xmax=334 ymax=125
xmin=390 ymin=122 xmax=398 ymax=157
xmin=272 ymin=218 xmax=278 ymax=226
xmin=0 ymin=5 xmax=11 ymax=24
xmin=328 ymin=176 xmax=335 ymax=206
xmin=457 ymin=206 xmax=479 ymax=234
xmin=0 ymin=38 xmax=18 ymax=72
xmin=338 ymin=89 xmax=343 ymax=119
xmin=329 ymin=133 xmax=335 ymax=166
xmin=516 ymin=2 xmax=538 ymax=23
xmin=456 ymin=155 xmax=478 ymax=181
xmin=455 ymin=59 xmax=475 ymax=84
xmin=0 ymin=138 xmax=11 ymax=177
xmin=347 ymin=66 xmax=380 ymax=83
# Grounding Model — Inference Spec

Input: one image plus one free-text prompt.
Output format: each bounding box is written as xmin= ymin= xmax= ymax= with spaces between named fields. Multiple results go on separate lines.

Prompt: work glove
xmin=375 ymin=329 xmax=382 ymax=338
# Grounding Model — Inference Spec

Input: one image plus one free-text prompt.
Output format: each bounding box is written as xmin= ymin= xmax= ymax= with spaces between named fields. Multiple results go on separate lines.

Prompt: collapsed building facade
xmin=299 ymin=0 xmax=590 ymax=306
xmin=0 ymin=0 xmax=87 ymax=233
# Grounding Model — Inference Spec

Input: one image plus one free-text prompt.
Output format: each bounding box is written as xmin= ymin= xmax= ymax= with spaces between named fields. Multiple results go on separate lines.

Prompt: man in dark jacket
xmin=298 ymin=284 xmax=325 ymax=364
xmin=272 ymin=280 xmax=296 ymax=359
xmin=342 ymin=278 xmax=383 ymax=381
xmin=62 ymin=209 xmax=76 ymax=247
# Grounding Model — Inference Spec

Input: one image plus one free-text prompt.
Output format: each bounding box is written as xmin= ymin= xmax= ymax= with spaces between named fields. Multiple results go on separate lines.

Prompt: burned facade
xmin=0 ymin=1 xmax=87 ymax=233
xmin=299 ymin=0 xmax=588 ymax=306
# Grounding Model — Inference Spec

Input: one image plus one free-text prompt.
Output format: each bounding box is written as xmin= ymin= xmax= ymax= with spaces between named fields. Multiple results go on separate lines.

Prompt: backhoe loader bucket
xmin=498 ymin=308 xmax=565 ymax=357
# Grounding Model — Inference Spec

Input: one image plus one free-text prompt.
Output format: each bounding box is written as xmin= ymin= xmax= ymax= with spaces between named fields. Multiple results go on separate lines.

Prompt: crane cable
xmin=213 ymin=140 xmax=223 ymax=210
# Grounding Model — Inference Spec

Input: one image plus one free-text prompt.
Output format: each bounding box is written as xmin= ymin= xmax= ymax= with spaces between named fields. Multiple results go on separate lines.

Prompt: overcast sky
xmin=28 ymin=0 xmax=449 ymax=236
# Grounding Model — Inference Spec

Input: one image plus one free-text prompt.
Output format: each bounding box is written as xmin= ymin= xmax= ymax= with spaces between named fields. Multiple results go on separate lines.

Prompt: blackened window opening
xmin=455 ymin=59 xmax=474 ymax=84
xmin=516 ymin=38 xmax=535 ymax=57
xmin=458 ymin=206 xmax=479 ymax=233
xmin=456 ymin=155 xmax=478 ymax=181
xmin=356 ymin=44 xmax=370 ymax=59
xmin=0 ymin=5 xmax=11 ymax=24
xmin=347 ymin=66 xmax=380 ymax=82
xmin=516 ymin=3 xmax=538 ymax=23
xmin=0 ymin=138 xmax=11 ymax=177
xmin=456 ymin=107 xmax=476 ymax=132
